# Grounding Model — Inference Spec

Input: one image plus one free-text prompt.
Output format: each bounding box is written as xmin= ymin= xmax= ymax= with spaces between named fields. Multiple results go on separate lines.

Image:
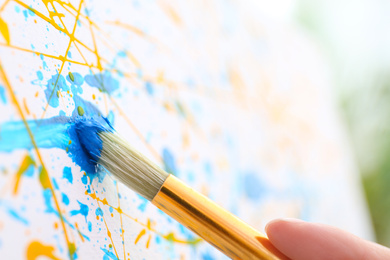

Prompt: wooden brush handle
xmin=152 ymin=175 xmax=288 ymax=260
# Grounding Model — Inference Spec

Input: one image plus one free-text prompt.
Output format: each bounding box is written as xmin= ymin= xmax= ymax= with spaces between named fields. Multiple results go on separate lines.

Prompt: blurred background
xmin=252 ymin=0 xmax=390 ymax=247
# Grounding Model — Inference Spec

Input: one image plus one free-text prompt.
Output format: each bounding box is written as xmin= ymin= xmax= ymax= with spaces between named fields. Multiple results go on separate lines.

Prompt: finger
xmin=265 ymin=218 xmax=390 ymax=260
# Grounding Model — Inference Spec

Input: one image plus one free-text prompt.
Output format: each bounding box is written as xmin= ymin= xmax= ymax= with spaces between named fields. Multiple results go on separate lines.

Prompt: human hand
xmin=265 ymin=218 xmax=390 ymax=260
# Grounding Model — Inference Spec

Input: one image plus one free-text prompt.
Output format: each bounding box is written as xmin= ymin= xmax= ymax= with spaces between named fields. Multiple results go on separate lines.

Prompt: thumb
xmin=265 ymin=218 xmax=390 ymax=260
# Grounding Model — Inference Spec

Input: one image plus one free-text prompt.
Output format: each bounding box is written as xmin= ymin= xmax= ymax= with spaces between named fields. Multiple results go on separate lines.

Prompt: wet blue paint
xmin=0 ymin=115 xmax=112 ymax=176
xmin=109 ymin=207 xmax=113 ymax=213
xmin=70 ymin=200 xmax=89 ymax=222
xmin=0 ymin=85 xmax=7 ymax=104
xmin=85 ymin=73 xmax=119 ymax=94
xmin=162 ymin=148 xmax=177 ymax=175
xmin=62 ymin=193 xmax=70 ymax=205
xmin=243 ymin=172 xmax=266 ymax=200
xmin=63 ymin=167 xmax=73 ymax=184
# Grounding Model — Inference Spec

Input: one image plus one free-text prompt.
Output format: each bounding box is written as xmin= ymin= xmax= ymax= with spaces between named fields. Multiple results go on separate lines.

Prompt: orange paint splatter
xmin=13 ymin=154 xmax=35 ymax=195
xmin=134 ymin=229 xmax=146 ymax=245
xmin=26 ymin=241 xmax=60 ymax=260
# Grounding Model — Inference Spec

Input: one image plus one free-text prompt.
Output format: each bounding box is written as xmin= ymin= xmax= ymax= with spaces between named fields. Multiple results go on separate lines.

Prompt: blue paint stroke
xmin=0 ymin=201 xmax=29 ymax=225
xmin=63 ymin=167 xmax=73 ymax=184
xmin=0 ymin=115 xmax=112 ymax=177
xmin=0 ymin=85 xmax=7 ymax=104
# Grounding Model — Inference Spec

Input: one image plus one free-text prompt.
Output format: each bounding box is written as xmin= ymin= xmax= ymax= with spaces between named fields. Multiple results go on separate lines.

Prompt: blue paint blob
xmin=137 ymin=195 xmax=148 ymax=212
xmin=202 ymin=251 xmax=215 ymax=260
xmin=95 ymin=207 xmax=103 ymax=217
xmin=85 ymin=73 xmax=119 ymax=94
xmin=88 ymin=221 xmax=92 ymax=232
xmin=162 ymin=148 xmax=177 ymax=175
xmin=145 ymin=82 xmax=154 ymax=96
xmin=73 ymin=116 xmax=114 ymax=165
xmin=36 ymin=71 xmax=43 ymax=81
xmin=0 ymin=85 xmax=7 ymax=104
xmin=243 ymin=172 xmax=265 ymax=200
xmin=62 ymin=193 xmax=70 ymax=205
xmin=63 ymin=167 xmax=73 ymax=184
xmin=109 ymin=207 xmax=113 ymax=213
xmin=101 ymin=248 xmax=117 ymax=260
xmin=81 ymin=174 xmax=88 ymax=185
xmin=70 ymin=200 xmax=89 ymax=221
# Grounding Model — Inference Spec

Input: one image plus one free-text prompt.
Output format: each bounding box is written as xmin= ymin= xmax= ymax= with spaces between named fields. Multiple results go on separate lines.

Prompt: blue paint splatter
xmin=137 ymin=195 xmax=148 ymax=212
xmin=62 ymin=193 xmax=70 ymax=205
xmin=109 ymin=207 xmax=113 ymax=213
xmin=70 ymin=200 xmax=89 ymax=222
xmin=36 ymin=71 xmax=43 ymax=81
xmin=85 ymin=73 xmax=119 ymax=94
xmin=52 ymin=178 xmax=59 ymax=190
xmin=81 ymin=174 xmax=88 ymax=185
xmin=162 ymin=148 xmax=177 ymax=175
xmin=63 ymin=167 xmax=73 ymax=184
xmin=0 ymin=85 xmax=7 ymax=104
xmin=145 ymin=82 xmax=154 ymax=96
xmin=243 ymin=172 xmax=265 ymax=200
xmin=202 ymin=251 xmax=215 ymax=260
xmin=0 ymin=201 xmax=29 ymax=225
xmin=88 ymin=221 xmax=92 ymax=232
xmin=44 ymin=74 xmax=70 ymax=108
xmin=101 ymin=248 xmax=118 ymax=260
xmin=95 ymin=207 xmax=103 ymax=217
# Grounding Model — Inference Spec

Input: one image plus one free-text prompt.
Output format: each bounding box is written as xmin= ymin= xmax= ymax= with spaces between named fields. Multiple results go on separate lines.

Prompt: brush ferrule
xmin=152 ymin=175 xmax=287 ymax=260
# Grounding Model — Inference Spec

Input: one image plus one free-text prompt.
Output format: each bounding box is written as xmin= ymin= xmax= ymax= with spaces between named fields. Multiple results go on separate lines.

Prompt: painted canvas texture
xmin=0 ymin=0 xmax=372 ymax=259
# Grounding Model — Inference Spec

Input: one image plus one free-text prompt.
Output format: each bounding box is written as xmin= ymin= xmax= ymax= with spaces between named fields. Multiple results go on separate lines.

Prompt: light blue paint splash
xmin=44 ymin=190 xmax=90 ymax=241
xmin=162 ymin=148 xmax=178 ymax=175
xmin=101 ymin=248 xmax=118 ymax=260
xmin=137 ymin=194 xmax=148 ymax=212
xmin=0 ymin=201 xmax=29 ymax=225
xmin=62 ymin=193 xmax=70 ymax=205
xmin=45 ymin=74 xmax=70 ymax=108
xmin=243 ymin=172 xmax=266 ymax=201
xmin=85 ymin=73 xmax=119 ymax=94
xmin=0 ymin=85 xmax=7 ymax=104
xmin=63 ymin=167 xmax=73 ymax=184
xmin=95 ymin=207 xmax=103 ymax=217
xmin=70 ymin=200 xmax=89 ymax=222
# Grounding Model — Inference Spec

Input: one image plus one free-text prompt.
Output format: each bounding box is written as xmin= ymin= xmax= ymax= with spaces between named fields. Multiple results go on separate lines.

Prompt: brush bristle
xmin=98 ymin=132 xmax=169 ymax=201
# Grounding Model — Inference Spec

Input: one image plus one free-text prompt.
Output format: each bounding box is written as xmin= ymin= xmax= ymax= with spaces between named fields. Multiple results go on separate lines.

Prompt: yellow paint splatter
xmin=0 ymin=17 xmax=10 ymax=45
xmin=13 ymin=154 xmax=35 ymax=195
xmin=134 ymin=229 xmax=146 ymax=244
xmin=26 ymin=241 xmax=60 ymax=260
xmin=39 ymin=166 xmax=51 ymax=190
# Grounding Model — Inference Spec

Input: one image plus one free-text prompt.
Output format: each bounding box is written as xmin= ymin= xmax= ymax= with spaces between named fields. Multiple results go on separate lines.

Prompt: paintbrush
xmin=76 ymin=118 xmax=287 ymax=260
